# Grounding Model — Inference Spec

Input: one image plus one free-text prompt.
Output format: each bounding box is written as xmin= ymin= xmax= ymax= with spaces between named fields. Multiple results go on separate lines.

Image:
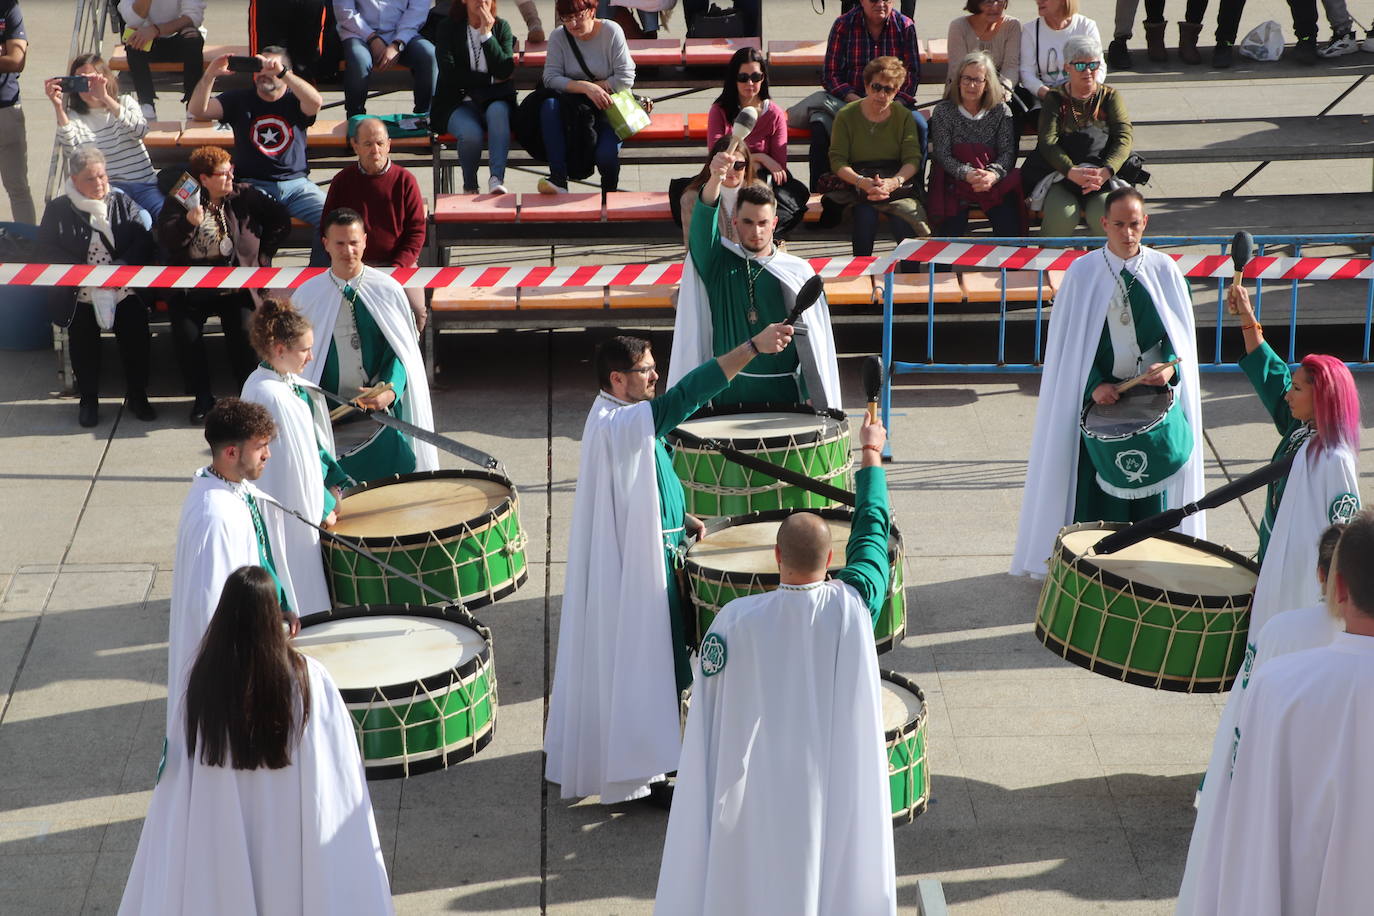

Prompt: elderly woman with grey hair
xmin=38 ymin=145 xmax=158 ymax=427
xmin=1020 ymin=34 xmax=1135 ymax=237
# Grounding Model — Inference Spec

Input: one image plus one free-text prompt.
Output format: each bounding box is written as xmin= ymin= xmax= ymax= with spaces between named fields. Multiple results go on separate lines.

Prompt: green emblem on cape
xmin=1329 ymin=493 xmax=1359 ymax=524
xmin=1240 ymin=641 xmax=1257 ymax=689
xmin=700 ymin=633 xmax=727 ymax=677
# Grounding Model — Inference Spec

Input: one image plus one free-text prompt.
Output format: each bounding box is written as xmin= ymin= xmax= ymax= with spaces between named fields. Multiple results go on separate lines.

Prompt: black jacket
xmin=38 ymin=189 xmax=157 ymax=327
xmin=431 ymin=13 xmax=517 ymax=131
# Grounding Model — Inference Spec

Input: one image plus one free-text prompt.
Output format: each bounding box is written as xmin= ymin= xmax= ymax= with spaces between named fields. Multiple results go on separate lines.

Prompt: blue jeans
xmin=113 ymin=180 xmax=165 ymax=220
xmin=448 ymin=100 xmax=511 ymax=191
xmin=242 ymin=175 xmax=328 ymax=266
xmin=341 ymin=36 xmax=438 ymax=117
xmin=538 ymin=96 xmax=622 ymax=190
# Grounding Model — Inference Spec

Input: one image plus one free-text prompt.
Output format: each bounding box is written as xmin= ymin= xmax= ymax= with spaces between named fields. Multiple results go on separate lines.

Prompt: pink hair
xmin=1300 ymin=354 xmax=1361 ymax=456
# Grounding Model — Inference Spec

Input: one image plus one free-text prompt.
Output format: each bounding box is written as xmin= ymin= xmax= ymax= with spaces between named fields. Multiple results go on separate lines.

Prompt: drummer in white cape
xmin=655 ymin=415 xmax=897 ymax=916
xmin=1011 ymin=188 xmax=1205 ymax=578
xmin=120 ymin=567 xmax=394 ymax=916
xmin=290 ymin=207 xmax=437 ymax=484
xmin=545 ymin=323 xmax=797 ymax=805
xmin=1176 ymin=523 xmax=1345 ymax=915
xmin=241 ymin=299 xmax=352 ymax=615
xmin=669 ymin=150 xmax=843 ymax=409
xmin=168 ymin=398 xmax=298 ymax=736
xmin=1181 ymin=510 xmax=1374 ymax=916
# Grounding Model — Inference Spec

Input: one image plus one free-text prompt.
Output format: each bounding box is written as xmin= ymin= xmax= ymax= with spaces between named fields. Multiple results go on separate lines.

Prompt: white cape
xmin=168 ymin=472 xmax=298 ymax=735
xmin=119 ymin=657 xmax=394 ymax=916
xmin=669 ymin=238 xmax=843 ymax=409
xmin=656 ymin=580 xmax=896 ymax=916
xmin=1010 ymin=246 xmax=1205 ymax=578
xmin=241 ymin=367 xmax=335 ymax=615
xmin=291 ymin=267 xmax=438 ymax=472
xmin=544 ymin=393 xmax=681 ymax=803
xmin=1186 ymin=634 xmax=1374 ymax=916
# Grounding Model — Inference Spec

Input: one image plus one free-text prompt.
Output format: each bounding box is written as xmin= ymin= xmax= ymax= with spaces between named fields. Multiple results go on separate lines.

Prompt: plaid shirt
xmin=823 ymin=6 xmax=921 ymax=105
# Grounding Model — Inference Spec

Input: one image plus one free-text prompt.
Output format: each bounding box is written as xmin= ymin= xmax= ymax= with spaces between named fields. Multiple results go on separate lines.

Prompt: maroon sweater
xmin=322 ymin=161 xmax=427 ymax=268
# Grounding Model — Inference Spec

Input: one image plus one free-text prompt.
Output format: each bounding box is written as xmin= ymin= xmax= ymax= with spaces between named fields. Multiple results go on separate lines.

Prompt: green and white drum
xmin=324 ymin=470 xmax=528 ymax=610
xmin=1035 ymin=523 xmax=1258 ymax=692
xmin=667 ymin=406 xmax=855 ymax=517
xmin=294 ymin=604 xmax=497 ymax=779
xmin=881 ymin=670 xmax=930 ymax=826
xmin=1080 ymin=386 xmax=1193 ymax=499
xmin=683 ymin=508 xmax=906 ymax=653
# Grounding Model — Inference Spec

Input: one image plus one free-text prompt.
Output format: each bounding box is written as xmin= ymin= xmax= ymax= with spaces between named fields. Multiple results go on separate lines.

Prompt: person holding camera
xmin=116 ymin=0 xmax=206 ymax=121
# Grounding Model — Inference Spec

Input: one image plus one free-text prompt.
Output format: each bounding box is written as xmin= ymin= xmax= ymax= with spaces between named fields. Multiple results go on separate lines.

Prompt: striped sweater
xmin=56 ymin=95 xmax=156 ymax=184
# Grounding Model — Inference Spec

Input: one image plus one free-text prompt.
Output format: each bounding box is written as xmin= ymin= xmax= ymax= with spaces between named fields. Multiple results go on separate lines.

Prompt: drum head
xmin=1061 ymin=527 xmax=1257 ymax=597
xmin=675 ymin=411 xmax=844 ymax=447
xmin=1082 ymin=387 xmax=1175 ymax=439
xmin=294 ymin=615 xmax=486 ymax=689
xmin=880 ymin=677 xmax=924 ymax=734
xmin=333 ymin=477 xmax=512 ymax=539
xmin=688 ymin=518 xmax=859 ymax=575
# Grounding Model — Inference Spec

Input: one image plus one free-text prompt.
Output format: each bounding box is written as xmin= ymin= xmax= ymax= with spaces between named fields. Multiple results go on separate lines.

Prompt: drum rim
xmin=666 ymin=403 xmax=850 ymax=451
xmin=1079 ymin=386 xmax=1177 ymax=442
xmin=685 ymin=507 xmax=903 ymax=583
xmin=878 ymin=669 xmax=928 ymax=743
xmin=296 ymin=603 xmax=494 ymax=701
xmin=335 ymin=469 xmax=520 ymax=548
xmin=365 ymin=719 xmax=497 ymax=780
xmin=1055 ymin=521 xmax=1260 ymax=609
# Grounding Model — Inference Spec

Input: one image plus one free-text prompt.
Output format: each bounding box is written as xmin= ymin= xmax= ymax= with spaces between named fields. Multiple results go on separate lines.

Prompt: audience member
xmin=683 ymin=0 xmax=761 ymax=35
xmin=116 ymin=0 xmax=206 ymax=120
xmin=432 ymin=0 xmax=517 ymax=196
xmin=157 ymin=145 xmax=291 ymax=423
xmin=47 ymin=55 xmax=163 ymax=219
xmin=927 ymin=52 xmax=1025 ymax=237
xmin=1106 ymin=0 xmax=1206 ymax=67
xmin=677 ymin=138 xmax=763 ymax=246
xmin=1022 ymin=36 xmax=1134 ymax=237
xmin=537 ymin=0 xmax=635 ymax=194
xmin=841 ymin=0 xmax=915 ymax=15
xmin=515 ymin=0 xmax=547 ymax=42
xmin=248 ymin=0 xmax=331 ymax=82
xmin=38 ymin=147 xmax=156 ymax=428
xmin=1313 ymin=0 xmax=1371 ymax=58
xmin=189 ymin=48 xmax=327 ymax=265
xmin=948 ymin=0 xmax=1022 ymax=95
xmin=598 ymin=0 xmax=673 ymax=38
xmin=827 ymin=56 xmax=930 ymax=264
xmin=334 ymin=0 xmax=438 ymax=118
xmin=1019 ymin=0 xmax=1105 ymax=100
xmin=0 ymin=0 xmax=34 ymax=225
xmin=322 ymin=117 xmax=428 ymax=332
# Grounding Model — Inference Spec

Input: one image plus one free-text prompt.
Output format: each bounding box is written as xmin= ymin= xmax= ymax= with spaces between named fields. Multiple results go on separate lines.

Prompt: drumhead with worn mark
xmin=676 ymin=411 xmax=842 ymax=442
xmin=294 ymin=615 xmax=486 ymax=688
xmin=688 ymin=519 xmax=857 ymax=574
xmin=881 ymin=678 xmax=924 ymax=733
xmin=1061 ymin=527 xmax=1257 ymax=596
xmin=332 ymin=478 xmax=512 ymax=539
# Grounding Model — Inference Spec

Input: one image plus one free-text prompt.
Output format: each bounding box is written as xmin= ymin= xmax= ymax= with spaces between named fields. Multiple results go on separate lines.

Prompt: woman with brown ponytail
xmin=240 ymin=298 xmax=350 ymax=615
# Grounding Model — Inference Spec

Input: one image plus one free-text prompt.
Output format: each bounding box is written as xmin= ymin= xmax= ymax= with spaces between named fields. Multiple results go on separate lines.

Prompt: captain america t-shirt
xmin=215 ymin=88 xmax=315 ymax=182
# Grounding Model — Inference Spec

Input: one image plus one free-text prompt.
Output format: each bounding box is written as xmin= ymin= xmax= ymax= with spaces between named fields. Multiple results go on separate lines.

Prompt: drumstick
xmin=861 ymin=355 xmax=884 ymax=424
xmin=1228 ymin=231 xmax=1254 ymax=315
xmin=329 ymin=382 xmax=394 ymax=421
xmin=1114 ymin=358 xmax=1182 ymax=395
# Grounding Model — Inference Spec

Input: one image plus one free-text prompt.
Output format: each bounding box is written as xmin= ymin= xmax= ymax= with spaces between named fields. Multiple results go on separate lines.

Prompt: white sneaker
xmin=1318 ymin=30 xmax=1359 ymax=56
xmin=537 ymin=177 xmax=566 ymax=195
xmin=1362 ymin=30 xmax=1374 ymax=52
xmin=488 ymin=176 xmax=510 ymax=195
xmin=140 ymin=102 xmax=157 ymax=121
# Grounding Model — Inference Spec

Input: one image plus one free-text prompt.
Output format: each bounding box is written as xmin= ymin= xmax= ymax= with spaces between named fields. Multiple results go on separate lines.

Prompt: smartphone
xmin=226 ymin=56 xmax=263 ymax=73
xmin=170 ymin=172 xmax=201 ymax=211
xmin=56 ymin=75 xmax=90 ymax=94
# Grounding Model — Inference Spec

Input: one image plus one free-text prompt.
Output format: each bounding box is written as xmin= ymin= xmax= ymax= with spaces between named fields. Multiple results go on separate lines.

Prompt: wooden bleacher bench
xmin=108 ymin=43 xmax=249 ymax=72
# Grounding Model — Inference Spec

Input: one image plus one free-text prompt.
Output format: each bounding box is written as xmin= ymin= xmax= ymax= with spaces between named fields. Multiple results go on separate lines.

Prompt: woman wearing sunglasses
xmin=677 ymin=137 xmax=762 ymax=246
xmin=1021 ymin=36 xmax=1134 ymax=237
xmin=1018 ymin=0 xmax=1105 ymax=101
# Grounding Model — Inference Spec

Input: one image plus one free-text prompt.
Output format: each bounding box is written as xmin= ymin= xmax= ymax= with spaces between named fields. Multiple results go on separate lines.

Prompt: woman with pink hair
xmin=1228 ymin=284 xmax=1362 ymax=640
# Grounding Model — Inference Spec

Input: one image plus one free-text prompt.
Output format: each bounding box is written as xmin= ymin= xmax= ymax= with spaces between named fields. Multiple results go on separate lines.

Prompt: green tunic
xmin=320 ymin=285 xmax=416 ymax=484
xmin=833 ymin=465 xmax=893 ymax=628
xmin=648 ymin=359 xmax=731 ymax=691
xmin=282 ymin=373 xmax=354 ymax=519
xmin=1239 ymin=341 xmax=1313 ymax=562
xmin=688 ymin=197 xmax=807 ymax=406
xmin=244 ymin=489 xmax=290 ymax=614
xmin=1074 ymin=268 xmax=1178 ymax=524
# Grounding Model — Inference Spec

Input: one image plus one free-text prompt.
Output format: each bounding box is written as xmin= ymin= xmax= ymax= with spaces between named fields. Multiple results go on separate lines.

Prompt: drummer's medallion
xmin=700 ymin=633 xmax=728 ymax=677
xmin=1329 ymin=492 xmax=1359 ymax=524
xmin=1114 ymin=449 xmax=1150 ymax=483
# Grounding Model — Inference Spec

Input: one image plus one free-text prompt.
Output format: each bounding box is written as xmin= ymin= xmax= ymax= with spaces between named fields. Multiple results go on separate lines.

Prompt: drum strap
xmin=668 ymin=426 xmax=856 ymax=507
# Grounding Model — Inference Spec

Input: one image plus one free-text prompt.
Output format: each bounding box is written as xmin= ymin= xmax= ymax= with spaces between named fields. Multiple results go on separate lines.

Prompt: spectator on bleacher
xmin=1018 ymin=0 xmax=1104 ymax=100
xmin=927 ymin=52 xmax=1026 ymax=238
xmin=322 ymin=117 xmax=428 ymax=332
xmin=39 ymin=146 xmax=157 ymax=428
xmin=189 ymin=49 xmax=328 ymax=266
xmin=249 ymin=0 xmax=331 ymax=82
xmin=116 ymin=0 xmax=206 ymax=121
xmin=157 ymin=145 xmax=291 ymax=424
xmin=806 ymin=0 xmax=926 ymax=194
xmin=683 ymin=0 xmax=760 ymax=35
xmin=47 ymin=55 xmax=164 ymax=220
xmin=334 ymin=0 xmax=439 ymax=119
xmin=433 ymin=0 xmax=517 ymax=196
xmin=826 ymin=56 xmax=930 ymax=265
xmin=841 ymin=0 xmax=915 ymax=15
xmin=1021 ymin=36 xmax=1134 ymax=237
xmin=0 ymin=0 xmax=35 ymax=226
xmin=515 ymin=0 xmax=547 ymax=42
xmin=709 ymin=48 xmax=787 ymax=184
xmin=598 ymin=0 xmax=674 ymax=39
xmin=947 ymin=0 xmax=1022 ymax=97
xmin=536 ymin=0 xmax=636 ymax=194
xmin=678 ymin=138 xmax=763 ymax=246
xmin=1105 ymin=0 xmax=1206 ymax=68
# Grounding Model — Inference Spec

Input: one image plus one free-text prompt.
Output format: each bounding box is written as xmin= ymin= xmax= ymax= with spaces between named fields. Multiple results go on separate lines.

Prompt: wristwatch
xmin=391 ymin=39 xmax=405 ymax=51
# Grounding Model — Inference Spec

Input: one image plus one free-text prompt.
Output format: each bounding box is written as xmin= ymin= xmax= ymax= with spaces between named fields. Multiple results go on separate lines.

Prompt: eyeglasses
xmin=959 ymin=75 xmax=987 ymax=85
xmin=735 ymin=72 xmax=765 ymax=83
xmin=559 ymin=10 xmax=592 ymax=23
xmin=1070 ymin=60 xmax=1102 ymax=71
xmin=869 ymin=82 xmax=899 ymax=94
xmin=620 ymin=364 xmax=657 ymax=375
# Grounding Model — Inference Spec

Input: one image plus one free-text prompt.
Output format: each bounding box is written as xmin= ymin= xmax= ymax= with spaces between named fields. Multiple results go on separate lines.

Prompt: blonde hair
xmin=249 ymin=298 xmax=313 ymax=361
xmin=863 ymin=55 xmax=907 ymax=87
xmin=942 ymin=51 xmax=1007 ymax=110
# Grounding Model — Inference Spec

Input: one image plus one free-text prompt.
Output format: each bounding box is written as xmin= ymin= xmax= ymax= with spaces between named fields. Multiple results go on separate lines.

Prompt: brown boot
xmin=1178 ymin=21 xmax=1204 ymax=64
xmin=1144 ymin=20 xmax=1168 ymax=61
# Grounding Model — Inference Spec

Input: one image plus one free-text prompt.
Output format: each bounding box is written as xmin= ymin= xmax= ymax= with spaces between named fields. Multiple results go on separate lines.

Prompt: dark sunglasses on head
xmin=735 ymin=72 xmax=765 ymax=83
xmin=1070 ymin=60 xmax=1101 ymax=71
xmin=869 ymin=82 xmax=898 ymax=94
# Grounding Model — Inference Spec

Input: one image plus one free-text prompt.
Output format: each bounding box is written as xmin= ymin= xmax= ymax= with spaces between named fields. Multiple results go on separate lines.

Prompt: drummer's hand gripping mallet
xmin=1227 ymin=230 xmax=1254 ymax=316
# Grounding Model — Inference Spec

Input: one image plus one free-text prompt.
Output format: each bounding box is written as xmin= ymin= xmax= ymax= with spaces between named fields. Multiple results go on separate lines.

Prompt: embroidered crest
xmin=700 ymin=633 xmax=728 ymax=677
xmin=1329 ymin=492 xmax=1359 ymax=524
xmin=1240 ymin=641 xmax=1257 ymax=689
xmin=1114 ymin=448 xmax=1150 ymax=483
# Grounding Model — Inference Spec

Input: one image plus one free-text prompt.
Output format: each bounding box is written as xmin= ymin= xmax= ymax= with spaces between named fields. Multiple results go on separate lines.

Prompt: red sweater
xmin=322 ymin=161 xmax=427 ymax=268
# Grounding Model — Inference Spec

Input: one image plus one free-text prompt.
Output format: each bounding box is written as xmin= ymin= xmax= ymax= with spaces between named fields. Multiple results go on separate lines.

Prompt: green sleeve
xmin=1100 ymin=89 xmax=1133 ymax=176
xmin=1036 ymin=93 xmax=1075 ymax=176
xmin=321 ymin=447 xmax=351 ymax=489
xmin=486 ymin=19 xmax=517 ymax=81
xmin=380 ymin=351 xmax=408 ymax=400
xmin=834 ymin=466 xmax=892 ymax=626
xmin=650 ymin=359 xmax=729 ymax=436
xmin=1239 ymin=341 xmax=1296 ymax=435
xmin=687 ymin=196 xmax=724 ymax=279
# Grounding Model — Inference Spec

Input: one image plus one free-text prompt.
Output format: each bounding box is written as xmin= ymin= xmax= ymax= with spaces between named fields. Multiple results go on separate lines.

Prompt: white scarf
xmin=66 ymin=179 xmax=114 ymax=248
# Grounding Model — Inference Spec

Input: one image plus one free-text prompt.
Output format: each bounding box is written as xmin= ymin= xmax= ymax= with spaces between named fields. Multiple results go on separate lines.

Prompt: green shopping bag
xmin=605 ymin=89 xmax=651 ymax=140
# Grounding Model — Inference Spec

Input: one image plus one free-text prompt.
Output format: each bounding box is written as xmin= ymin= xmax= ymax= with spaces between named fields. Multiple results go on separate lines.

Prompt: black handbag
xmin=687 ymin=3 xmax=746 ymax=38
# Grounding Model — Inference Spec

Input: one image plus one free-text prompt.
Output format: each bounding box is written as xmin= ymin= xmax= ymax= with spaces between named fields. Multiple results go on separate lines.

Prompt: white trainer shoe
xmin=140 ymin=102 xmax=158 ymax=121
xmin=1319 ymin=31 xmax=1360 ymax=56
xmin=488 ymin=176 xmax=510 ymax=195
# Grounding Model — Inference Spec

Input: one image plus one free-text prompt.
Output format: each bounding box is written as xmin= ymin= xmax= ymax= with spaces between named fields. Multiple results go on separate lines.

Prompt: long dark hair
xmin=184 ymin=566 xmax=311 ymax=770
xmin=685 ymin=137 xmax=761 ymax=195
xmin=66 ymin=53 xmax=118 ymax=116
xmin=713 ymin=47 xmax=770 ymax=121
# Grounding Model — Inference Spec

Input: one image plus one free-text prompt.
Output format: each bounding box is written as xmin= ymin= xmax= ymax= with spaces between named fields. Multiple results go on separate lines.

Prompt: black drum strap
xmin=668 ymin=426 xmax=857 ymax=507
